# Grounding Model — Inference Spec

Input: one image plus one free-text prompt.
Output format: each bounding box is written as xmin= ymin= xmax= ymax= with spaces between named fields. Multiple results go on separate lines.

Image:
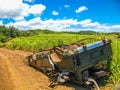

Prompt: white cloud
xmin=0 ymin=20 xmax=3 ymax=25
xmin=111 ymin=25 xmax=120 ymax=29
xmin=79 ymin=19 xmax=91 ymax=25
xmin=23 ymin=0 xmax=35 ymax=3
xmin=14 ymin=16 xmax=25 ymax=21
xmin=42 ymin=19 xmax=78 ymax=31
xmin=7 ymin=17 xmax=41 ymax=30
xmin=0 ymin=0 xmax=23 ymax=18
xmin=6 ymin=17 xmax=120 ymax=32
xmin=64 ymin=5 xmax=70 ymax=8
xmin=20 ymin=3 xmax=30 ymax=17
xmin=80 ymin=21 xmax=100 ymax=27
xmin=78 ymin=20 xmax=120 ymax=32
xmin=0 ymin=0 xmax=46 ymax=20
xmin=29 ymin=4 xmax=46 ymax=15
xmin=6 ymin=18 xmax=78 ymax=31
xmin=52 ymin=10 xmax=59 ymax=16
xmin=110 ymin=25 xmax=120 ymax=32
xmin=75 ymin=6 xmax=88 ymax=13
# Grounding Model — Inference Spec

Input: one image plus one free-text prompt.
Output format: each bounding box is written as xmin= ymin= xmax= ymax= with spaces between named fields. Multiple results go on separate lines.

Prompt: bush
xmin=0 ymin=34 xmax=7 ymax=43
xmin=117 ymin=34 xmax=120 ymax=38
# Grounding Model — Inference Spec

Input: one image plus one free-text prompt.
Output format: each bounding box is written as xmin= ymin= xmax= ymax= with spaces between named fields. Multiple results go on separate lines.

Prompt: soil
xmin=0 ymin=48 xmax=111 ymax=90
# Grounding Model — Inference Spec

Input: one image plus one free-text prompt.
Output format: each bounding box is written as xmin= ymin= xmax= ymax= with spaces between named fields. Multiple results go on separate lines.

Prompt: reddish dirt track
xmin=0 ymin=48 xmax=111 ymax=90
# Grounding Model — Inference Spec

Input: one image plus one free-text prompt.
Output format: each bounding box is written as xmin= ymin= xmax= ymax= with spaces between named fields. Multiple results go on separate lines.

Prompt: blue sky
xmin=0 ymin=0 xmax=120 ymax=32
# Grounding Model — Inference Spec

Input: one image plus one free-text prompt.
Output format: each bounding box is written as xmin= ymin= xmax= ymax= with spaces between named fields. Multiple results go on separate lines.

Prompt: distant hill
xmin=78 ymin=31 xmax=97 ymax=34
xmin=62 ymin=30 xmax=97 ymax=35
xmin=40 ymin=29 xmax=55 ymax=34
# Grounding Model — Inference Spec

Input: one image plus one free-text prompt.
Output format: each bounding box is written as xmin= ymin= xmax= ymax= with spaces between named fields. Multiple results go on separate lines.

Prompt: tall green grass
xmin=110 ymin=39 xmax=120 ymax=86
xmin=5 ymin=34 xmax=95 ymax=51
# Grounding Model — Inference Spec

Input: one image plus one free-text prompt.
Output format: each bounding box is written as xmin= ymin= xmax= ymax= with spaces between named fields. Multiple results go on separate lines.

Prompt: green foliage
xmin=117 ymin=34 xmax=120 ymax=38
xmin=109 ymin=39 xmax=120 ymax=86
xmin=0 ymin=25 xmax=57 ymax=40
xmin=0 ymin=34 xmax=7 ymax=42
xmin=57 ymin=39 xmax=64 ymax=45
xmin=0 ymin=43 xmax=5 ymax=47
xmin=41 ymin=29 xmax=55 ymax=34
xmin=5 ymin=34 xmax=96 ymax=51
xmin=0 ymin=25 xmax=20 ymax=38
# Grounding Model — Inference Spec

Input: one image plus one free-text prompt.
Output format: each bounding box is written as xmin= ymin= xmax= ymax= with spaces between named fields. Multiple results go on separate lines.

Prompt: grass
xmin=5 ymin=34 xmax=96 ymax=51
xmin=109 ymin=39 xmax=120 ymax=87
xmin=4 ymin=33 xmax=120 ymax=88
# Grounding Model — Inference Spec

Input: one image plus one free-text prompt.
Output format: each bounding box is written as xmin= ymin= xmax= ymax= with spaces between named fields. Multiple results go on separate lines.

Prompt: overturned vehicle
xmin=27 ymin=39 xmax=112 ymax=90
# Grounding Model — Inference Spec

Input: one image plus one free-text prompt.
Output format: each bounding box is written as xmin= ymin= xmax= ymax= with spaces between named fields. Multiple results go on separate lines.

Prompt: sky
xmin=0 ymin=0 xmax=120 ymax=32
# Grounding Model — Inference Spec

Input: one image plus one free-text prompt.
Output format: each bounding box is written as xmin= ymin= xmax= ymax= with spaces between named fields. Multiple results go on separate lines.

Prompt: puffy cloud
xmin=0 ymin=0 xmax=46 ymax=20
xmin=110 ymin=25 xmax=120 ymax=32
xmin=23 ymin=0 xmax=35 ymax=3
xmin=6 ymin=18 xmax=78 ymax=31
xmin=7 ymin=17 xmax=41 ymax=30
xmin=111 ymin=25 xmax=120 ymax=29
xmin=0 ymin=0 xmax=23 ymax=18
xmin=0 ymin=20 xmax=3 ymax=25
xmin=75 ymin=6 xmax=88 ymax=13
xmin=6 ymin=17 xmax=120 ymax=32
xmin=79 ymin=20 xmax=120 ymax=32
xmin=14 ymin=16 xmax=25 ymax=21
xmin=52 ymin=10 xmax=59 ymax=16
xmin=29 ymin=4 xmax=46 ymax=15
xmin=42 ymin=19 xmax=78 ymax=31
xmin=64 ymin=5 xmax=70 ymax=8
xmin=20 ymin=3 xmax=30 ymax=17
xmin=79 ymin=19 xmax=91 ymax=25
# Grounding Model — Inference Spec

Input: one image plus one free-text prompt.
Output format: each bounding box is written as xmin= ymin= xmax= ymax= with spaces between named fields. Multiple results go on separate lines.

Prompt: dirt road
xmin=0 ymin=48 xmax=110 ymax=90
